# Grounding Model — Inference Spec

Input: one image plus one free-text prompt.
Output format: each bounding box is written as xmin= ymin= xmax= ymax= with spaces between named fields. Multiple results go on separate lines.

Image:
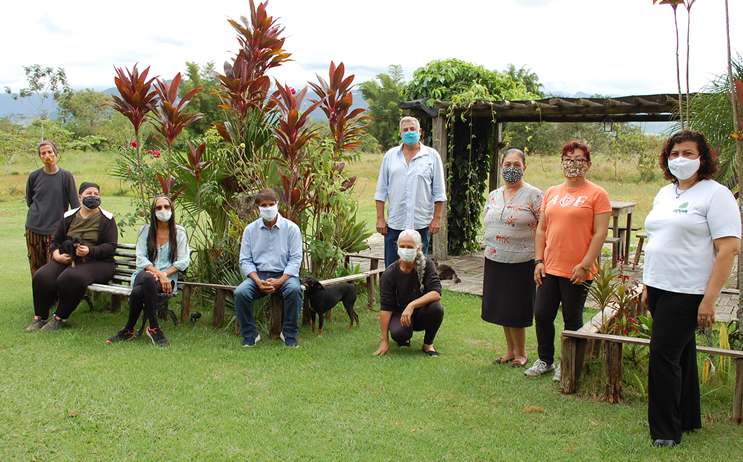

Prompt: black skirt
xmin=481 ymin=258 xmax=535 ymax=328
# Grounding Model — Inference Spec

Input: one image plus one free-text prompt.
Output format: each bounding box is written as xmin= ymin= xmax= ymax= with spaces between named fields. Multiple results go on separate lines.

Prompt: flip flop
xmin=511 ymin=358 xmax=529 ymax=368
xmin=423 ymin=347 xmax=440 ymax=357
xmin=492 ymin=356 xmax=514 ymax=365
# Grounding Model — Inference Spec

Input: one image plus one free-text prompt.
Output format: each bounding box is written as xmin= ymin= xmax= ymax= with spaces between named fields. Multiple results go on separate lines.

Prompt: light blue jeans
xmin=234 ymin=272 xmax=302 ymax=340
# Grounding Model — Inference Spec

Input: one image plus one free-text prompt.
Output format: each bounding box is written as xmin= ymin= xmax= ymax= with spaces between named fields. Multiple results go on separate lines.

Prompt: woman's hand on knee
xmin=161 ymin=278 xmax=173 ymax=294
xmin=401 ymin=305 xmax=414 ymax=327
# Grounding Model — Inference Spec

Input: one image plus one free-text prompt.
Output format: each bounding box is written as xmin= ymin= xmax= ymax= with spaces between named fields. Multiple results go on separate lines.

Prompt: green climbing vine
xmin=404 ymin=59 xmax=539 ymax=255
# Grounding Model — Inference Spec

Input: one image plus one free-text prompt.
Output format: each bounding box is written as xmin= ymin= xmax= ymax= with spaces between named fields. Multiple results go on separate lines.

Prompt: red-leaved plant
xmin=109 ymin=64 xmax=159 ymax=213
xmin=151 ymin=72 xmax=203 ymax=190
xmin=271 ymin=82 xmax=322 ymax=222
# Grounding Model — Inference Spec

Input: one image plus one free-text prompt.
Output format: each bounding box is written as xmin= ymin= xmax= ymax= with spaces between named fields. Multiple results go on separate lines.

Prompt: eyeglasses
xmin=562 ymin=158 xmax=588 ymax=166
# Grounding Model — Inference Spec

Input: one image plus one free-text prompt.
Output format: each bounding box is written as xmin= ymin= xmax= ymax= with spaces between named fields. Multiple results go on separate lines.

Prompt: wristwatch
xmin=534 ymin=259 xmax=544 ymax=265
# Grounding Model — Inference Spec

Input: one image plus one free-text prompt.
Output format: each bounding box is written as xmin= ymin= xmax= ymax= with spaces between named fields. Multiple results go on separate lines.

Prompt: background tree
xmin=179 ymin=62 xmax=224 ymax=138
xmin=4 ymin=64 xmax=73 ymax=140
xmin=57 ymin=88 xmax=117 ymax=149
xmin=359 ymin=64 xmax=405 ymax=151
xmin=504 ymin=64 xmax=545 ymax=97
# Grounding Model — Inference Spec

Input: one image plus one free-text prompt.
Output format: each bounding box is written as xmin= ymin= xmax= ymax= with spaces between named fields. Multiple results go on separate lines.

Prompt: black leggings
xmin=388 ymin=301 xmax=444 ymax=346
xmin=534 ymin=274 xmax=591 ymax=365
xmin=125 ymin=271 xmax=164 ymax=331
xmin=33 ymin=259 xmax=116 ymax=320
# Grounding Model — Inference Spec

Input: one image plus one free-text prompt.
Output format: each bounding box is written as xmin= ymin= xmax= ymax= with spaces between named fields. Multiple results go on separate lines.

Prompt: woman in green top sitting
xmin=27 ymin=182 xmax=118 ymax=332
xmin=107 ymin=196 xmax=190 ymax=347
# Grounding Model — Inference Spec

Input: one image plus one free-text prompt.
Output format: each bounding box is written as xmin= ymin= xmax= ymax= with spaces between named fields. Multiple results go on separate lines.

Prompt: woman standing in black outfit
xmin=373 ymin=229 xmax=444 ymax=356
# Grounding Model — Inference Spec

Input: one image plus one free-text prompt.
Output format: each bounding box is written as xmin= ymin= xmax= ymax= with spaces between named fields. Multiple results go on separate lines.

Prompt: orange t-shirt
xmin=541 ymin=181 xmax=611 ymax=279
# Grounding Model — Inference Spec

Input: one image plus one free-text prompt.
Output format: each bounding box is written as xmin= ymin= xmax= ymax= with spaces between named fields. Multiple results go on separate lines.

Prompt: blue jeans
xmin=384 ymin=227 xmax=430 ymax=268
xmin=234 ymin=272 xmax=302 ymax=340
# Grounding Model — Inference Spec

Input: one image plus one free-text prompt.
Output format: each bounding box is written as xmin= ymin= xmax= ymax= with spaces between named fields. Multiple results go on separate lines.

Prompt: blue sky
xmin=2 ymin=0 xmax=741 ymax=98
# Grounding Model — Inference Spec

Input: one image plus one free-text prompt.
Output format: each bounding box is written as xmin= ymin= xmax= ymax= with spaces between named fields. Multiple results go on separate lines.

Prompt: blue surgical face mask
xmin=401 ymin=130 xmax=420 ymax=146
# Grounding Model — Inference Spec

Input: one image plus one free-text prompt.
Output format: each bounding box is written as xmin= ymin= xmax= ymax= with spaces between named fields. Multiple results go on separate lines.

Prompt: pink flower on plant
xmin=152 ymin=150 xmax=161 ymax=158
xmin=131 ymin=141 xmax=137 ymax=148
xmin=290 ymin=87 xmax=296 ymax=95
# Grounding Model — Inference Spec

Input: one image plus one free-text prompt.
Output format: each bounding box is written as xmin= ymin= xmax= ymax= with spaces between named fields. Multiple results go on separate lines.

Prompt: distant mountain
xmin=0 ymin=87 xmax=369 ymax=123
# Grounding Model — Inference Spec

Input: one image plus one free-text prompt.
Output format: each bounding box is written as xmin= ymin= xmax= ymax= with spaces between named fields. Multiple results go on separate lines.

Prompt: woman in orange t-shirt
xmin=524 ymin=141 xmax=611 ymax=381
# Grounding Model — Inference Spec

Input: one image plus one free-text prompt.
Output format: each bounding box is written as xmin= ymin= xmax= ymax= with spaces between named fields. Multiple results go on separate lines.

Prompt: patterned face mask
xmin=561 ymin=158 xmax=589 ymax=180
xmin=501 ymin=166 xmax=524 ymax=184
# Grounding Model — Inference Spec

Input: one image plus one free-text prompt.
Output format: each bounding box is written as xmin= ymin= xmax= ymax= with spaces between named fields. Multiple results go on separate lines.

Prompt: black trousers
xmin=534 ymin=274 xmax=591 ymax=365
xmin=388 ymin=301 xmax=444 ymax=346
xmin=125 ymin=271 xmax=164 ymax=331
xmin=646 ymin=286 xmax=703 ymax=443
xmin=32 ymin=259 xmax=115 ymax=320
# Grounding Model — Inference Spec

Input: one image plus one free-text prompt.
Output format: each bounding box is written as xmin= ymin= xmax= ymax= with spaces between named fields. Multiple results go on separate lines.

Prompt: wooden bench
xmin=83 ymin=243 xmax=181 ymax=332
xmin=180 ymin=267 xmax=386 ymax=334
xmin=560 ymin=330 xmax=743 ymax=423
xmin=600 ymin=237 xmax=621 ymax=268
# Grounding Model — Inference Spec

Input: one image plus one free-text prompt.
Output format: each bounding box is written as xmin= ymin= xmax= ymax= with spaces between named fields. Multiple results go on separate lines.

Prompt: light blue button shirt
xmin=133 ymin=224 xmax=190 ymax=290
xmin=239 ymin=215 xmax=303 ymax=278
xmin=374 ymin=143 xmax=447 ymax=230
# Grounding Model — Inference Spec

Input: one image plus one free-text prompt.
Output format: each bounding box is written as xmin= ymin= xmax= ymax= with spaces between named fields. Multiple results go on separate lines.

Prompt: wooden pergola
xmin=400 ymin=93 xmax=682 ymax=259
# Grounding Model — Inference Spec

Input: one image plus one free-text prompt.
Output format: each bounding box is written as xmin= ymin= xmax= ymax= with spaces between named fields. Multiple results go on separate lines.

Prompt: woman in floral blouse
xmin=481 ymin=149 xmax=542 ymax=368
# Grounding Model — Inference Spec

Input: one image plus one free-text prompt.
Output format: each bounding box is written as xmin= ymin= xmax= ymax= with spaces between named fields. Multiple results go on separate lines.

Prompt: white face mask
xmin=156 ymin=210 xmax=172 ymax=222
xmin=668 ymin=157 xmax=700 ymax=181
xmin=397 ymin=247 xmax=417 ymax=263
xmin=260 ymin=205 xmax=279 ymax=222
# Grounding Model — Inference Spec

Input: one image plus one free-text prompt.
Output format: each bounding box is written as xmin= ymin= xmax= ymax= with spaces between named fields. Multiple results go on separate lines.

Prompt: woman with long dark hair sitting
xmin=107 ymin=195 xmax=189 ymax=346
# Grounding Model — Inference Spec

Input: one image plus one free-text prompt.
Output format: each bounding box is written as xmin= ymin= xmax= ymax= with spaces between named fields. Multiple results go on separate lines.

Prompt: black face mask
xmin=82 ymin=196 xmax=101 ymax=210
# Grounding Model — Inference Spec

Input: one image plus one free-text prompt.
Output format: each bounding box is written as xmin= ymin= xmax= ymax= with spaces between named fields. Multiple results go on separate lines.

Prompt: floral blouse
xmin=483 ymin=183 xmax=542 ymax=264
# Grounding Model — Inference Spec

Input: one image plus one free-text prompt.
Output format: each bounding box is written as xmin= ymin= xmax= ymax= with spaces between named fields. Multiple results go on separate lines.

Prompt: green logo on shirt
xmin=673 ymin=201 xmax=689 ymax=214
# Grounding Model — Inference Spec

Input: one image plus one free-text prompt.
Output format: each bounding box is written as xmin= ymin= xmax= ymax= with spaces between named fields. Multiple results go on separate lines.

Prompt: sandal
xmin=492 ymin=356 xmax=514 ymax=365
xmin=423 ymin=346 xmax=440 ymax=357
xmin=511 ymin=357 xmax=529 ymax=368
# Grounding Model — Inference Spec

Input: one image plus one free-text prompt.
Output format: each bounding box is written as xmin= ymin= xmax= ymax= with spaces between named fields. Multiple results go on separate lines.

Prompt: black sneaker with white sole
xmin=146 ymin=326 xmax=170 ymax=347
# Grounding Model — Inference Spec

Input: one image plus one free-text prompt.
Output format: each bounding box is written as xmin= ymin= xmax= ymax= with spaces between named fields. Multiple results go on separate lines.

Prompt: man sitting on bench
xmin=234 ymin=188 xmax=303 ymax=348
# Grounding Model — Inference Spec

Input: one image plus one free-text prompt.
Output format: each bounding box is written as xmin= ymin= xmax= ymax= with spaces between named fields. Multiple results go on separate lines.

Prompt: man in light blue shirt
xmin=234 ymin=188 xmax=303 ymax=347
xmin=375 ymin=116 xmax=447 ymax=267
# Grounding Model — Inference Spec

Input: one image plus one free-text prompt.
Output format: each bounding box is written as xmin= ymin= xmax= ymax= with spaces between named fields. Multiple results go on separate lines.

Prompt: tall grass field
xmin=1 ymin=150 xmax=741 ymax=460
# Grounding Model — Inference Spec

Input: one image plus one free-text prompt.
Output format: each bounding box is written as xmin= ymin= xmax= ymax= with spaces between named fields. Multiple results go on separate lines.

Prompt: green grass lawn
xmin=1 ymin=150 xmax=742 ymax=459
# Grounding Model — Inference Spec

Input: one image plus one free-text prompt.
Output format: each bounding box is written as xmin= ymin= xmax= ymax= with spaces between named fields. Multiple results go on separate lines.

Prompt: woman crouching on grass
xmin=107 ymin=196 xmax=189 ymax=347
xmin=373 ymin=229 xmax=444 ymax=356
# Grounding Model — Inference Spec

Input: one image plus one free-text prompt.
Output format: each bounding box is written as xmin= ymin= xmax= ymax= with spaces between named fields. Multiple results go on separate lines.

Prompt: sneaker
xmin=280 ymin=332 xmax=299 ymax=348
xmin=26 ymin=316 xmax=47 ymax=332
xmin=552 ymin=364 xmax=562 ymax=382
xmin=524 ymin=359 xmax=555 ymax=378
xmin=41 ymin=316 xmax=67 ymax=331
xmin=146 ymin=326 xmax=170 ymax=347
xmin=107 ymin=328 xmax=135 ymax=344
xmin=242 ymin=334 xmax=261 ymax=348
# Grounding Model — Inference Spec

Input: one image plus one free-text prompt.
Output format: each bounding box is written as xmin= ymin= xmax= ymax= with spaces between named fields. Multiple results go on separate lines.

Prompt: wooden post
xmin=180 ymin=285 xmax=191 ymax=325
xmin=489 ymin=121 xmax=503 ymax=193
xmin=560 ymin=335 xmax=587 ymax=393
xmin=111 ymin=294 xmax=121 ymax=312
xmin=366 ymin=275 xmax=376 ymax=308
xmin=431 ymin=115 xmax=448 ymax=261
xmin=212 ymin=288 xmax=226 ymax=329
xmin=269 ymin=293 xmax=285 ymax=339
xmin=604 ymin=341 xmax=623 ymax=404
xmin=734 ymin=358 xmax=743 ymax=424
xmin=302 ymin=298 xmax=311 ymax=327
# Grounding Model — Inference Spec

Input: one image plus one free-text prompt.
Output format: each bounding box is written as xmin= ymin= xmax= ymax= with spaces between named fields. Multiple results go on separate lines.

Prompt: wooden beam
xmin=431 ymin=116 xmax=449 ymax=261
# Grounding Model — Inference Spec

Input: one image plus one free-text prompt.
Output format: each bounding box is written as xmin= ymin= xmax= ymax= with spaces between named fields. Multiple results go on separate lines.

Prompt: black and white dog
xmin=300 ymin=277 xmax=358 ymax=336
